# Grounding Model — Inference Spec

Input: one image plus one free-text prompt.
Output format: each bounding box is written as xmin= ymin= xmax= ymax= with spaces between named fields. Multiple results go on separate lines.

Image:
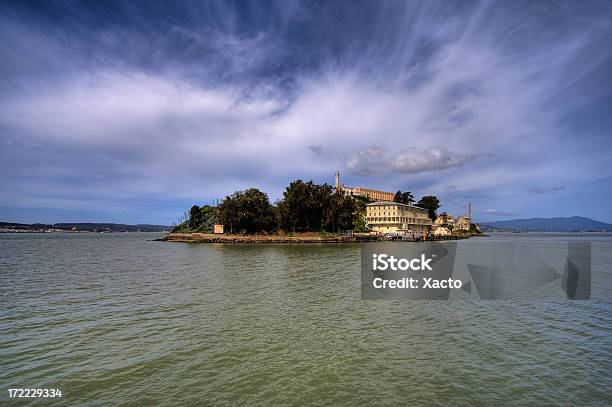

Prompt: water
xmin=1 ymin=233 xmax=611 ymax=406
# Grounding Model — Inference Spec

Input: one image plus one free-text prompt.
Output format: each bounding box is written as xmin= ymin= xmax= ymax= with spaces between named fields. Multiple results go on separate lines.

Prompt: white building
xmin=433 ymin=226 xmax=451 ymax=236
xmin=365 ymin=201 xmax=432 ymax=234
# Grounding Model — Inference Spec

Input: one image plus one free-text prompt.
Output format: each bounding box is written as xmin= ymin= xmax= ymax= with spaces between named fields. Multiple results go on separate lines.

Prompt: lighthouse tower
xmin=335 ymin=170 xmax=340 ymax=190
xmin=468 ymin=202 xmax=472 ymax=219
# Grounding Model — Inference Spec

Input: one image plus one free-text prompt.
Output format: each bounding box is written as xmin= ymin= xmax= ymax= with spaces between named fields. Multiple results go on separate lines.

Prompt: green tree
xmin=188 ymin=205 xmax=203 ymax=230
xmin=322 ymin=191 xmax=358 ymax=231
xmin=394 ymin=190 xmax=415 ymax=204
xmin=218 ymin=188 xmax=277 ymax=234
xmin=416 ymin=195 xmax=441 ymax=221
xmin=401 ymin=191 xmax=415 ymax=204
xmin=352 ymin=195 xmax=372 ymax=232
xmin=277 ymin=180 xmax=357 ymax=233
xmin=336 ymin=193 xmax=358 ymax=230
xmin=394 ymin=190 xmax=402 ymax=203
xmin=278 ymin=180 xmax=333 ymax=232
xmin=278 ymin=180 xmax=309 ymax=232
xmin=195 ymin=205 xmax=218 ymax=232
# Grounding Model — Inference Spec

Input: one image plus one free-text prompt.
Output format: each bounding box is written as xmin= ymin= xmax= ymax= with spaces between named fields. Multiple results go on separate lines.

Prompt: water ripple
xmin=0 ymin=233 xmax=610 ymax=406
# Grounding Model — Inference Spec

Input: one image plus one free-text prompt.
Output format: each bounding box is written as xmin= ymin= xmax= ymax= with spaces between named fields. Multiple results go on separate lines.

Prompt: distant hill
xmin=479 ymin=216 xmax=612 ymax=232
xmin=0 ymin=222 xmax=170 ymax=232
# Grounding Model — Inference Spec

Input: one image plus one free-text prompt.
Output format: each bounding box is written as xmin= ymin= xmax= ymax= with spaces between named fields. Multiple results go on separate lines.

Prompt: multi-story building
xmin=365 ymin=201 xmax=432 ymax=234
xmin=343 ymin=186 xmax=395 ymax=201
xmin=455 ymin=215 xmax=471 ymax=231
xmin=334 ymin=171 xmax=395 ymax=202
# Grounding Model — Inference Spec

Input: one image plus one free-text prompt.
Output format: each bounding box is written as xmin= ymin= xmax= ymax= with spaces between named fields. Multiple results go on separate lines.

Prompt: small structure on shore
xmin=433 ymin=226 xmax=451 ymax=236
xmin=435 ymin=213 xmax=454 ymax=226
xmin=213 ymin=224 xmax=224 ymax=234
xmin=455 ymin=203 xmax=473 ymax=231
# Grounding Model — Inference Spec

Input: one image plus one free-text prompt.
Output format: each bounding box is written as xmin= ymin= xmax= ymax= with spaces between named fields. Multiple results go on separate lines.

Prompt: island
xmin=163 ymin=172 xmax=480 ymax=243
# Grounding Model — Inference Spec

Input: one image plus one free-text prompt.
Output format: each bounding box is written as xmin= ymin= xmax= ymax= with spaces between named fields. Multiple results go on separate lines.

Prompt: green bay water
xmin=1 ymin=233 xmax=611 ymax=406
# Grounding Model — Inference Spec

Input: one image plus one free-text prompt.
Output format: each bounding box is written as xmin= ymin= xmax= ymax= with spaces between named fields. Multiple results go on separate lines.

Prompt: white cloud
xmin=1 ymin=1 xmax=611 ymax=223
xmin=344 ymin=146 xmax=475 ymax=176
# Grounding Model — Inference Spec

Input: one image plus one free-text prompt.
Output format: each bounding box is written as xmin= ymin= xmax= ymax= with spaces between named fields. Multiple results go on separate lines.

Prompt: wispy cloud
xmin=529 ymin=186 xmax=567 ymax=194
xmin=484 ymin=209 xmax=517 ymax=217
xmin=0 ymin=1 xmax=611 ymax=223
xmin=307 ymin=145 xmax=327 ymax=156
xmin=345 ymin=147 xmax=475 ymax=176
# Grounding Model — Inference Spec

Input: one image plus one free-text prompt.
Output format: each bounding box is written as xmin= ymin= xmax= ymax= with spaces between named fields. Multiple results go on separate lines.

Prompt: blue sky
xmin=1 ymin=0 xmax=612 ymax=225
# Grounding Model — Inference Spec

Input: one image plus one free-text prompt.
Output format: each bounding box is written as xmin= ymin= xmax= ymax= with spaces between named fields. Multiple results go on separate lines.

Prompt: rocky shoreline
xmin=160 ymin=232 xmax=472 ymax=243
xmin=160 ymin=233 xmax=372 ymax=243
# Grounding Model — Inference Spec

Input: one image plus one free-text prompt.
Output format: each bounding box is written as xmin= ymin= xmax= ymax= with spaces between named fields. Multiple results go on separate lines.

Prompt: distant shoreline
xmin=488 ymin=231 xmax=612 ymax=235
xmin=0 ymin=230 xmax=167 ymax=234
xmin=0 ymin=222 xmax=170 ymax=233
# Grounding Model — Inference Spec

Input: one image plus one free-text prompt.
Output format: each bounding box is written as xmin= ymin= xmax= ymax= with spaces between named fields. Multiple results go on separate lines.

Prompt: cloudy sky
xmin=1 ymin=0 xmax=612 ymax=225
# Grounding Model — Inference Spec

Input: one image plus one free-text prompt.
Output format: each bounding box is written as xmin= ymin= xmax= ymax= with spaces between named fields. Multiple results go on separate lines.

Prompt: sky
xmin=1 ymin=0 xmax=612 ymax=225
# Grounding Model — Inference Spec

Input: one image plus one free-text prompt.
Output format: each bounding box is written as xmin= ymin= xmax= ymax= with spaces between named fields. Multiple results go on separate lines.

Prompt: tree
xmin=218 ymin=188 xmax=277 ymax=234
xmin=195 ymin=205 xmax=218 ymax=232
xmin=188 ymin=205 xmax=203 ymax=230
xmin=352 ymin=195 xmax=372 ymax=232
xmin=394 ymin=190 xmax=402 ymax=203
xmin=278 ymin=180 xmax=332 ymax=232
xmin=401 ymin=191 xmax=415 ymax=204
xmin=278 ymin=180 xmax=311 ymax=232
xmin=394 ymin=190 xmax=415 ymax=205
xmin=416 ymin=195 xmax=441 ymax=221
xmin=181 ymin=181 xmax=360 ymax=235
xmin=277 ymin=180 xmax=357 ymax=233
xmin=336 ymin=193 xmax=358 ymax=230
